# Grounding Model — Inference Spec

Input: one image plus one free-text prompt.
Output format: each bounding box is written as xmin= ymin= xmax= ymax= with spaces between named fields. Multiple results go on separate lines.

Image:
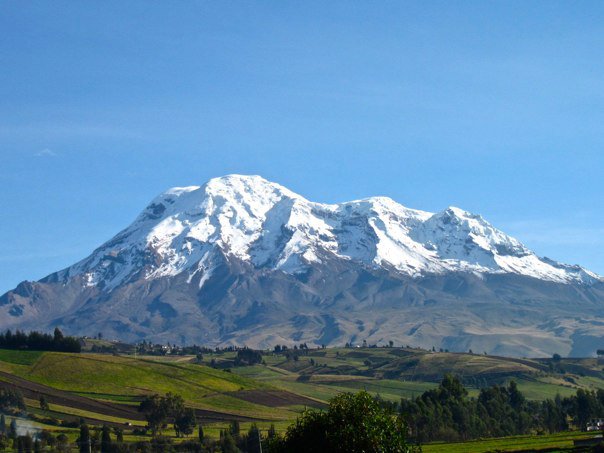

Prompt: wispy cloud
xmin=34 ymin=148 xmax=57 ymax=157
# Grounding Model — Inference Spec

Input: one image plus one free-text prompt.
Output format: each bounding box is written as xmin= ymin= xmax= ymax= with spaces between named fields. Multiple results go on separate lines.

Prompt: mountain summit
xmin=2 ymin=175 xmax=603 ymax=356
xmin=66 ymin=174 xmax=599 ymax=287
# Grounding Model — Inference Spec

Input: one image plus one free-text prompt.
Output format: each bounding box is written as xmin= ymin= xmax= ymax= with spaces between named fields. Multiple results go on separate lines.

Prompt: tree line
xmin=399 ymin=374 xmax=604 ymax=442
xmin=7 ymin=377 xmax=604 ymax=451
xmin=133 ymin=390 xmax=415 ymax=452
xmin=0 ymin=328 xmax=81 ymax=353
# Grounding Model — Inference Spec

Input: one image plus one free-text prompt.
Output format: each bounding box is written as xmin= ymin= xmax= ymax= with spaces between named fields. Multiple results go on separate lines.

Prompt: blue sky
xmin=1 ymin=1 xmax=604 ymax=293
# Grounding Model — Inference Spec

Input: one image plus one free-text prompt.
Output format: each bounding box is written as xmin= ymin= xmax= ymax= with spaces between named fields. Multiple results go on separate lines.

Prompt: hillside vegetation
xmin=1 ymin=346 xmax=604 ymax=451
xmin=0 ymin=351 xmax=310 ymax=424
xmin=221 ymin=346 xmax=604 ymax=403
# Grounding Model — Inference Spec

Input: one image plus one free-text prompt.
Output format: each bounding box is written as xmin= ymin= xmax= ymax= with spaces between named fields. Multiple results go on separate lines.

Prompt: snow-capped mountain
xmin=65 ymin=174 xmax=599 ymax=288
xmin=2 ymin=175 xmax=604 ymax=357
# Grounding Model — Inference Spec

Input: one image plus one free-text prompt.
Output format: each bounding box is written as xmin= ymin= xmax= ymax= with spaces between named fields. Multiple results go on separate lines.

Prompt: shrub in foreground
xmin=269 ymin=391 xmax=418 ymax=453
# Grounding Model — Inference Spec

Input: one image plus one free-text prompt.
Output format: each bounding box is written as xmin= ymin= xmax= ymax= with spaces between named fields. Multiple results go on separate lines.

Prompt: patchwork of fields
xmin=1 ymin=346 xmax=604 ymax=450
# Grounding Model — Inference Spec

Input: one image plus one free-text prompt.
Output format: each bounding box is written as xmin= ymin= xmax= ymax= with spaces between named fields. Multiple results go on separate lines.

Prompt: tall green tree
xmin=198 ymin=423 xmax=204 ymax=444
xmin=100 ymin=425 xmax=112 ymax=453
xmin=220 ymin=430 xmax=240 ymax=453
xmin=229 ymin=420 xmax=240 ymax=439
xmin=57 ymin=433 xmax=69 ymax=451
xmin=267 ymin=423 xmax=276 ymax=439
xmin=174 ymin=408 xmax=196 ymax=437
xmin=79 ymin=424 xmax=91 ymax=453
xmin=53 ymin=327 xmax=64 ymax=342
xmin=246 ymin=424 xmax=261 ymax=453
xmin=8 ymin=419 xmax=17 ymax=440
xmin=113 ymin=427 xmax=123 ymax=444
xmin=15 ymin=434 xmax=33 ymax=453
xmin=39 ymin=395 xmax=49 ymax=412
xmin=139 ymin=394 xmax=169 ymax=436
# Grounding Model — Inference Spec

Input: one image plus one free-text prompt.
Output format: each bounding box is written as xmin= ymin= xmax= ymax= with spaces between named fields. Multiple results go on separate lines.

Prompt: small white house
xmin=586 ymin=418 xmax=604 ymax=431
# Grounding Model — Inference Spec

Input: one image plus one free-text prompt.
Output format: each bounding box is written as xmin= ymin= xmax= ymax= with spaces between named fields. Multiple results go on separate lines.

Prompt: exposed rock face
xmin=2 ymin=175 xmax=603 ymax=357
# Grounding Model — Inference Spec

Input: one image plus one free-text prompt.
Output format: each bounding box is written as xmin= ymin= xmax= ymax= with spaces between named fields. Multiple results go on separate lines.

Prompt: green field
xmin=1 ymin=346 xmax=603 ymax=450
xmin=0 ymin=348 xmax=44 ymax=365
xmin=0 ymin=351 xmax=306 ymax=427
xmin=220 ymin=347 xmax=604 ymax=405
xmin=8 ymin=353 xmax=256 ymax=396
xmin=423 ymin=430 xmax=597 ymax=453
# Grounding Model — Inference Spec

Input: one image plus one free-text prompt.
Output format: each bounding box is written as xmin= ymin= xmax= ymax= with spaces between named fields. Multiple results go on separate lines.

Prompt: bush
xmin=270 ymin=391 xmax=417 ymax=453
xmin=0 ymin=387 xmax=25 ymax=412
xmin=60 ymin=419 xmax=80 ymax=428
xmin=175 ymin=440 xmax=203 ymax=452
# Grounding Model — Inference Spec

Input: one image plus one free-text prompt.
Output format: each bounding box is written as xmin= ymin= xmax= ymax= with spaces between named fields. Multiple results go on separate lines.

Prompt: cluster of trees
xmin=136 ymin=393 xmax=269 ymax=452
xmin=399 ymin=374 xmax=604 ymax=442
xmin=135 ymin=341 xmax=186 ymax=357
xmin=0 ymin=424 xmax=119 ymax=453
xmin=400 ymin=375 xmax=536 ymax=441
xmin=273 ymin=343 xmax=320 ymax=355
xmin=0 ymin=416 xmax=67 ymax=452
xmin=132 ymin=390 xmax=415 ymax=452
xmin=12 ymin=375 xmax=604 ymax=451
xmin=344 ymin=340 xmax=410 ymax=349
xmin=90 ymin=344 xmax=120 ymax=354
xmin=342 ymin=341 xmax=454 ymax=352
xmin=216 ymin=421 xmax=273 ymax=453
xmin=273 ymin=343 xmax=311 ymax=353
xmin=0 ymin=398 xmax=87 ymax=451
xmin=273 ymin=343 xmax=318 ymax=362
xmin=0 ymin=387 xmax=26 ymax=413
xmin=568 ymin=388 xmax=604 ymax=429
xmin=136 ymin=341 xmax=267 ymax=358
xmin=76 ymin=423 xmax=126 ymax=453
xmin=75 ymin=421 xmax=263 ymax=453
xmin=138 ymin=393 xmax=197 ymax=437
xmin=13 ymin=435 xmax=35 ymax=452
xmin=0 ymin=415 xmax=18 ymax=439
xmin=234 ymin=348 xmax=262 ymax=366
xmin=0 ymin=328 xmax=81 ymax=353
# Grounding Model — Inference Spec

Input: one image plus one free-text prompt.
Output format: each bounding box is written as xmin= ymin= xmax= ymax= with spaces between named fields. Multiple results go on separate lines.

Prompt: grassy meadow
xmin=1 ymin=345 xmax=604 ymax=450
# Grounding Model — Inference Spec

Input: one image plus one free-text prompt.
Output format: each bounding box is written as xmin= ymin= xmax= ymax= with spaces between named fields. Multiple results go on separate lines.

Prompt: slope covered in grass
xmin=0 ymin=351 xmax=302 ymax=420
xmin=4 ymin=353 xmax=257 ymax=397
xmin=0 ymin=348 xmax=44 ymax=365
xmin=226 ymin=347 xmax=602 ymax=404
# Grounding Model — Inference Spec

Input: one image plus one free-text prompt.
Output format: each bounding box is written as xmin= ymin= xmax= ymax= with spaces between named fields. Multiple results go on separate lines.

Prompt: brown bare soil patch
xmin=229 ymin=389 xmax=323 ymax=408
xmin=0 ymin=370 xmax=143 ymax=420
xmin=0 ymin=370 xmax=277 ymax=424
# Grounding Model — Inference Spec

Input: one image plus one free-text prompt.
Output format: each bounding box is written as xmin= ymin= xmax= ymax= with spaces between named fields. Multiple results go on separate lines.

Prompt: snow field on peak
xmin=67 ymin=175 xmax=601 ymax=288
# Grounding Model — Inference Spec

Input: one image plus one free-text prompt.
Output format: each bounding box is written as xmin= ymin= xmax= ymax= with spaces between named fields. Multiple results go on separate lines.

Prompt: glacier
xmin=66 ymin=174 xmax=600 ymax=290
xmin=1 ymin=174 xmax=603 ymax=357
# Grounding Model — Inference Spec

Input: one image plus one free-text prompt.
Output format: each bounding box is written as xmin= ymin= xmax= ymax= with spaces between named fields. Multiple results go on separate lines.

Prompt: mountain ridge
xmin=61 ymin=174 xmax=602 ymax=288
xmin=2 ymin=174 xmax=603 ymax=357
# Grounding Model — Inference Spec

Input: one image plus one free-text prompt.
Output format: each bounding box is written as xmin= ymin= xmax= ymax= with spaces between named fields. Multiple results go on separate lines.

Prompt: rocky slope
xmin=2 ymin=175 xmax=603 ymax=357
